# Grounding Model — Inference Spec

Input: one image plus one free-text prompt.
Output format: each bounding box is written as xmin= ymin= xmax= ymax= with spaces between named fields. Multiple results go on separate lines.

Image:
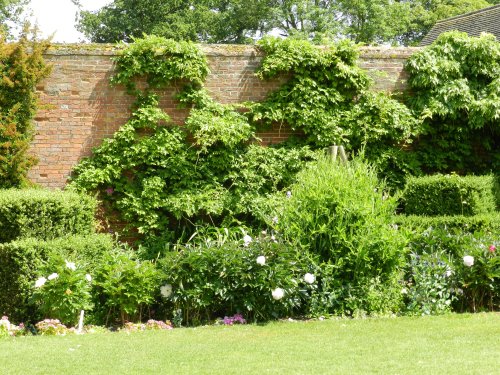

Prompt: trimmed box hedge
xmin=400 ymin=175 xmax=496 ymax=216
xmin=0 ymin=234 xmax=115 ymax=323
xmin=0 ymin=189 xmax=97 ymax=243
xmin=395 ymin=212 xmax=500 ymax=234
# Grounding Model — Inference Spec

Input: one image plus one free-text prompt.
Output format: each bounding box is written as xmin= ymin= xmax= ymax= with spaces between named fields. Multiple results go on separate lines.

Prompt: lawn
xmin=2 ymin=313 xmax=499 ymax=374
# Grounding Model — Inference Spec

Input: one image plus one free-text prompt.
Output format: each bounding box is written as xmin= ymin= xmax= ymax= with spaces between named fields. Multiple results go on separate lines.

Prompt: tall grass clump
xmin=276 ymin=156 xmax=407 ymax=315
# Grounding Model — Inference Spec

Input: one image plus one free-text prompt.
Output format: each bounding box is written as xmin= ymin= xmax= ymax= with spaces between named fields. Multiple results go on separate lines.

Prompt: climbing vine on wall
xmin=250 ymin=37 xmax=422 ymax=187
xmin=405 ymin=31 xmax=500 ymax=174
xmin=0 ymin=26 xmax=51 ymax=188
xmin=69 ymin=35 xmax=316 ymax=241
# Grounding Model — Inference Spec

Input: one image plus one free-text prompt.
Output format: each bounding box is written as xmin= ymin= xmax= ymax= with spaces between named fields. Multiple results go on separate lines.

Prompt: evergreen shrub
xmin=400 ymin=174 xmax=496 ymax=216
xmin=0 ymin=189 xmax=97 ymax=243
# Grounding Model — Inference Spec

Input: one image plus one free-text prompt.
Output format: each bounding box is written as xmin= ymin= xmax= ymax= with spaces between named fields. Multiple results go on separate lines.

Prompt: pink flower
xmin=489 ymin=245 xmax=496 ymax=253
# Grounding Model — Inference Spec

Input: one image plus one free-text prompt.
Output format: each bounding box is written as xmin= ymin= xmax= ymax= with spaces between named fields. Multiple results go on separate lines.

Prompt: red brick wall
xmin=29 ymin=44 xmax=420 ymax=188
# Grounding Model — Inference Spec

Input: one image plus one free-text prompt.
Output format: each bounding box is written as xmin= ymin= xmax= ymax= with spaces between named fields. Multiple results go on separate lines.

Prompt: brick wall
xmin=29 ymin=44 xmax=420 ymax=188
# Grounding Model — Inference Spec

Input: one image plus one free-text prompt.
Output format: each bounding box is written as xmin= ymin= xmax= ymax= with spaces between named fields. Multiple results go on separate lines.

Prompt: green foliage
xmin=406 ymin=227 xmax=499 ymax=312
xmin=0 ymin=189 xmax=97 ymax=243
xmin=401 ymin=174 xmax=497 ymax=216
xmin=404 ymin=249 xmax=456 ymax=315
xmin=75 ymin=0 xmax=273 ymax=44
xmin=30 ymin=256 xmax=93 ymax=326
xmin=93 ymin=251 xmax=160 ymax=325
xmin=0 ymin=27 xmax=51 ymax=188
xmin=74 ymin=0 xmax=490 ymax=46
xmin=0 ymin=234 xmax=115 ymax=323
xmin=158 ymin=237 xmax=318 ymax=325
xmin=396 ymin=213 xmax=500 ymax=235
xmin=252 ymin=37 xmax=421 ymax=188
xmin=70 ymin=35 xmax=317 ymax=241
xmin=275 ymin=156 xmax=406 ymax=315
xmin=111 ymin=35 xmax=209 ymax=95
xmin=405 ymin=32 xmax=500 ymax=174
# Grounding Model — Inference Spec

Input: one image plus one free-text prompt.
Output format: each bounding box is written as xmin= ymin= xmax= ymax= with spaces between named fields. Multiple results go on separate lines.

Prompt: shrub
xmin=0 ymin=28 xmax=51 ymax=188
xmin=92 ymin=251 xmax=160 ymax=325
xmin=0 ymin=189 xmax=97 ymax=243
xmin=0 ymin=234 xmax=114 ymax=323
xmin=158 ymin=236 xmax=318 ymax=325
xmin=400 ymin=174 xmax=497 ymax=216
xmin=407 ymin=226 xmax=499 ymax=312
xmin=30 ymin=256 xmax=93 ymax=326
xmin=396 ymin=213 xmax=500 ymax=235
xmin=271 ymin=156 xmax=407 ymax=315
xmin=403 ymin=249 xmax=456 ymax=315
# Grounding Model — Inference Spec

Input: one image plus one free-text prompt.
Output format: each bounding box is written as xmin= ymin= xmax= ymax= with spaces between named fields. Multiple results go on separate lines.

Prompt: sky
xmin=24 ymin=0 xmax=112 ymax=42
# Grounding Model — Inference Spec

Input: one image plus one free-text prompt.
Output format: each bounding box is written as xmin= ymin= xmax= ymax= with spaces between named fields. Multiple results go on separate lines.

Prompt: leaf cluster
xmin=405 ymin=31 xmax=500 ymax=173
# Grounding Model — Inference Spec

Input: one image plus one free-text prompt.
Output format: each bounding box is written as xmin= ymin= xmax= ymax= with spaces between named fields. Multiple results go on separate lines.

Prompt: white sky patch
xmin=23 ymin=0 xmax=112 ymax=43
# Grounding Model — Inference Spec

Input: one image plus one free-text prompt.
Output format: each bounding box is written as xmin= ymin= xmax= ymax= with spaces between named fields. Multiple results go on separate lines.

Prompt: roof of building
xmin=420 ymin=4 xmax=500 ymax=46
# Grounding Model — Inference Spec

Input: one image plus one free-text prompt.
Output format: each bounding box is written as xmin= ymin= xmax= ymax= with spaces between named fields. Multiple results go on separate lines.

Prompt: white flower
xmin=272 ymin=288 xmax=285 ymax=300
xmin=243 ymin=234 xmax=252 ymax=247
xmin=85 ymin=274 xmax=92 ymax=282
xmin=401 ymin=288 xmax=408 ymax=295
xmin=65 ymin=260 xmax=76 ymax=271
xmin=463 ymin=255 xmax=474 ymax=267
xmin=271 ymin=235 xmax=276 ymax=242
xmin=35 ymin=277 xmax=47 ymax=288
xmin=272 ymin=216 xmax=278 ymax=225
xmin=0 ymin=316 xmax=10 ymax=331
xmin=160 ymin=284 xmax=173 ymax=298
xmin=303 ymin=273 xmax=315 ymax=284
xmin=256 ymin=256 xmax=266 ymax=266
xmin=286 ymin=191 xmax=292 ymax=198
xmin=47 ymin=273 xmax=59 ymax=281
xmin=445 ymin=269 xmax=452 ymax=277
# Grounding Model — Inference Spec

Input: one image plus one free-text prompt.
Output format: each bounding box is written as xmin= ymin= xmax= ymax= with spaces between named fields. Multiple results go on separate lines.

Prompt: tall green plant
xmin=275 ymin=156 xmax=407 ymax=315
xmin=0 ymin=26 xmax=51 ymax=188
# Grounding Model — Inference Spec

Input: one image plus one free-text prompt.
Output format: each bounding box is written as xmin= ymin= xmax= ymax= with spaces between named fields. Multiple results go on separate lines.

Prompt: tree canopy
xmin=73 ymin=0 xmax=496 ymax=45
xmin=0 ymin=0 xmax=27 ymax=36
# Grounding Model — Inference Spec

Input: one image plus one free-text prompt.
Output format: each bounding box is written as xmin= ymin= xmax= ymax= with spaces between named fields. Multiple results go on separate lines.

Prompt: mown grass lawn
xmin=1 ymin=313 xmax=499 ymax=374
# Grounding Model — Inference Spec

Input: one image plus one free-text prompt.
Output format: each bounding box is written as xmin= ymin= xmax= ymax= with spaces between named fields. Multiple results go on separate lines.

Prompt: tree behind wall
xmin=74 ymin=0 xmax=494 ymax=45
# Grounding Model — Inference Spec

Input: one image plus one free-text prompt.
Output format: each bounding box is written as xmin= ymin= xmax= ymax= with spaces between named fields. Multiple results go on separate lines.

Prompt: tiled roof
xmin=420 ymin=4 xmax=500 ymax=46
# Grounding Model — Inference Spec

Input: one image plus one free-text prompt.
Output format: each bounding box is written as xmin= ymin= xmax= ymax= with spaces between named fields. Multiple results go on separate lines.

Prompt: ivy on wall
xmin=0 ymin=26 xmax=51 ymax=188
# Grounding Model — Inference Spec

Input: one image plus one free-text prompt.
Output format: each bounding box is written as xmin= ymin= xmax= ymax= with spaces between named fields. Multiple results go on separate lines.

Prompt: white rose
xmin=160 ymin=284 xmax=173 ymax=298
xmin=303 ymin=273 xmax=315 ymax=284
xmin=47 ymin=273 xmax=59 ymax=281
xmin=256 ymin=256 xmax=266 ymax=266
xmin=243 ymin=234 xmax=252 ymax=247
xmin=272 ymin=288 xmax=285 ymax=300
xmin=35 ymin=277 xmax=47 ymax=288
xmin=463 ymin=255 xmax=474 ymax=267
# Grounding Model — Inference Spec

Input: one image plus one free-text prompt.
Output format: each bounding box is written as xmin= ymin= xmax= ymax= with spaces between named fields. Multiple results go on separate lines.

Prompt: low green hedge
xmin=0 ymin=189 xmax=97 ymax=243
xmin=395 ymin=212 xmax=500 ymax=234
xmin=400 ymin=175 xmax=496 ymax=216
xmin=0 ymin=234 xmax=115 ymax=323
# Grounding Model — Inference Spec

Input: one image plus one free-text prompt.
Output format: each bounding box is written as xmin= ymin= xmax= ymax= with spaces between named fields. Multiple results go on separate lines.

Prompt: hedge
xmin=0 ymin=234 xmax=115 ymax=323
xmin=400 ymin=175 xmax=496 ymax=216
xmin=395 ymin=212 xmax=500 ymax=234
xmin=0 ymin=189 xmax=97 ymax=243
